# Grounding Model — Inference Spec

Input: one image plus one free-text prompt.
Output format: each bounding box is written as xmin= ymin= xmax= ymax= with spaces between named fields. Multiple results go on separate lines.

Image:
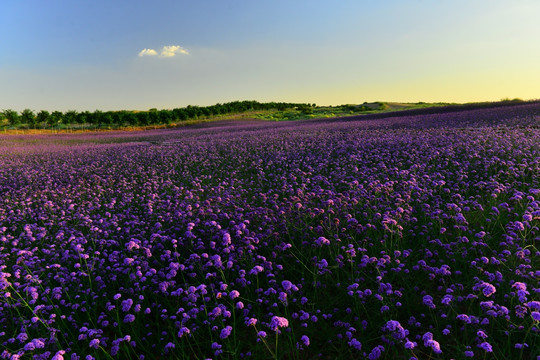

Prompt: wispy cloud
xmin=138 ymin=45 xmax=189 ymax=58
xmin=138 ymin=48 xmax=158 ymax=57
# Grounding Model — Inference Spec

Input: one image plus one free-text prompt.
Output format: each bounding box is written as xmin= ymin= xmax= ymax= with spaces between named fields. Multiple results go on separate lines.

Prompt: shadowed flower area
xmin=0 ymin=103 xmax=539 ymax=359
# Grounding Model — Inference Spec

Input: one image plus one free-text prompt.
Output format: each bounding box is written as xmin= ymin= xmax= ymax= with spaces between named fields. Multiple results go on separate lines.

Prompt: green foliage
xmin=76 ymin=111 xmax=89 ymax=124
xmin=2 ymin=109 xmax=20 ymax=126
xmin=276 ymin=103 xmax=289 ymax=111
xmin=48 ymin=111 xmax=63 ymax=127
xmin=500 ymin=97 xmax=524 ymax=103
xmin=137 ymin=111 xmax=150 ymax=126
xmin=1 ymin=99 xmax=534 ymax=131
xmin=296 ymin=104 xmax=313 ymax=114
xmin=36 ymin=110 xmax=50 ymax=126
xmin=101 ymin=112 xmax=114 ymax=126
xmin=90 ymin=110 xmax=102 ymax=125
xmin=376 ymin=102 xmax=388 ymax=110
xmin=343 ymin=104 xmax=370 ymax=112
xmin=63 ymin=110 xmax=78 ymax=125
xmin=20 ymin=109 xmax=36 ymax=127
xmin=2 ymin=101 xmax=308 ymax=130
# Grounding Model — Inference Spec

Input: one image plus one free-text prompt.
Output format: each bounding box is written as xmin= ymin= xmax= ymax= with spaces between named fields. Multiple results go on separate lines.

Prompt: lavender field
xmin=0 ymin=103 xmax=539 ymax=360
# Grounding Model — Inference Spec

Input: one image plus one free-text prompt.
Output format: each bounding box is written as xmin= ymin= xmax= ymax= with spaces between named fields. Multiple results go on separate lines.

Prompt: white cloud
xmin=159 ymin=45 xmax=189 ymax=57
xmin=138 ymin=45 xmax=189 ymax=58
xmin=138 ymin=48 xmax=158 ymax=57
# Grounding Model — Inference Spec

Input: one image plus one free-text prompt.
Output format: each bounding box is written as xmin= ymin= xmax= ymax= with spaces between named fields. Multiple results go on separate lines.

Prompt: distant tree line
xmin=0 ymin=101 xmax=313 ymax=129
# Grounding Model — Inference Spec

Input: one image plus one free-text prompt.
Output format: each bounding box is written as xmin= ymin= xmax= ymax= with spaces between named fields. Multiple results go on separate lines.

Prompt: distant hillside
xmin=1 ymin=98 xmax=535 ymax=134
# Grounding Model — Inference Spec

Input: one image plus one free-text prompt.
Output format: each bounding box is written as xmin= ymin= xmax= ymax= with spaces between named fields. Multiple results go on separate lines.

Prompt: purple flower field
xmin=0 ymin=103 xmax=539 ymax=359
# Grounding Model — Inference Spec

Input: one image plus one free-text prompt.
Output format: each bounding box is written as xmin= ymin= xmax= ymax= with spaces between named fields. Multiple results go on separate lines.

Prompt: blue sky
xmin=1 ymin=0 xmax=539 ymax=111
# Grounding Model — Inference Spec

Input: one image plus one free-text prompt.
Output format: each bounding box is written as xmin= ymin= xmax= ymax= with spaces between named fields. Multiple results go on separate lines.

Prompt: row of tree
xmin=0 ymin=101 xmax=314 ymax=129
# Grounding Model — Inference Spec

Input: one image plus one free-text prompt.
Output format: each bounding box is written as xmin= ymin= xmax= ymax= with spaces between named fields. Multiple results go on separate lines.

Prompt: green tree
xmin=148 ymin=111 xmax=160 ymax=124
xmin=185 ymin=105 xmax=199 ymax=119
xmin=36 ymin=110 xmax=50 ymax=127
xmin=21 ymin=109 xmax=36 ymax=128
xmin=158 ymin=110 xmax=173 ymax=124
xmin=3 ymin=109 xmax=20 ymax=126
xmin=76 ymin=111 xmax=90 ymax=124
xmin=136 ymin=111 xmax=149 ymax=126
xmin=296 ymin=104 xmax=313 ymax=114
xmin=101 ymin=112 xmax=114 ymax=127
xmin=115 ymin=111 xmax=133 ymax=127
xmin=91 ymin=110 xmax=103 ymax=126
xmin=63 ymin=110 xmax=78 ymax=125
xmin=48 ymin=111 xmax=63 ymax=128
xmin=124 ymin=112 xmax=137 ymax=126
xmin=201 ymin=107 xmax=211 ymax=117
xmin=172 ymin=108 xmax=187 ymax=121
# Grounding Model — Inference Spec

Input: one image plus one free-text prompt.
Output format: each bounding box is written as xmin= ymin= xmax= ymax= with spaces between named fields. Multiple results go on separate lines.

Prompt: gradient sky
xmin=1 ymin=0 xmax=540 ymax=111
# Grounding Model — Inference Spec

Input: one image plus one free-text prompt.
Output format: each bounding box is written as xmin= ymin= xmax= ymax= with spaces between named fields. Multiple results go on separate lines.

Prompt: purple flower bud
xmin=270 ymin=316 xmax=289 ymax=331
xmin=348 ymin=338 xmax=362 ymax=351
xmin=478 ymin=342 xmax=493 ymax=352
xmin=121 ymin=298 xmax=133 ymax=312
xmin=282 ymin=280 xmax=293 ymax=291
xmin=220 ymin=326 xmax=233 ymax=339
xmin=404 ymin=340 xmax=416 ymax=349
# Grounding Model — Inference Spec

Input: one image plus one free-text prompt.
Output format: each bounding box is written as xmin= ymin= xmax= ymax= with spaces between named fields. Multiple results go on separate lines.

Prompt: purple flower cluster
xmin=0 ymin=102 xmax=539 ymax=358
